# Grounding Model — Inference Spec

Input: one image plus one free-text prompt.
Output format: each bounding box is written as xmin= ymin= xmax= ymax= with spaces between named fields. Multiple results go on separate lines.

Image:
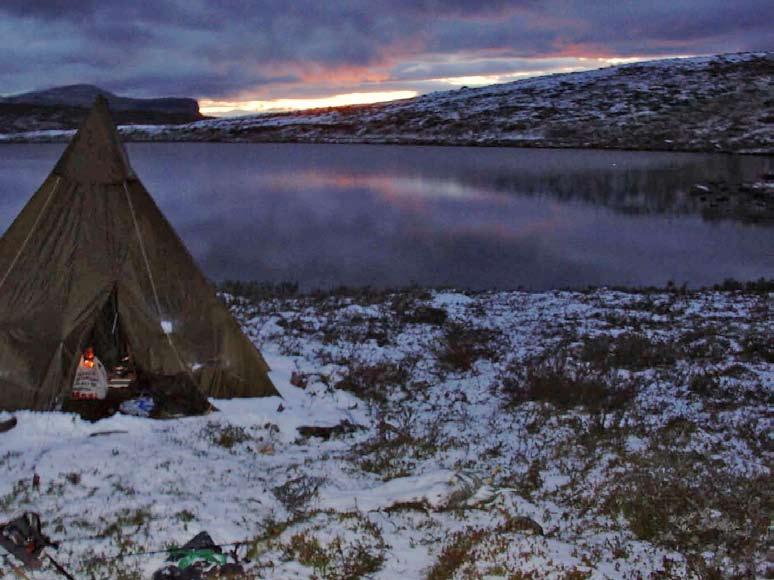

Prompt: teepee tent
xmin=0 ymin=96 xmax=277 ymax=411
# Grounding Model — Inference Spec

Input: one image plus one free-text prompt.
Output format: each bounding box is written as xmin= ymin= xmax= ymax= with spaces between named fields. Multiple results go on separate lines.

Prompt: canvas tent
xmin=0 ymin=96 xmax=277 ymax=411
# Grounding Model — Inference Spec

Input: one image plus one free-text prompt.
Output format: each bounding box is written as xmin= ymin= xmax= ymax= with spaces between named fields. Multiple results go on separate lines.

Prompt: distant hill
xmin=0 ymin=84 xmax=200 ymax=114
xmin=0 ymin=84 xmax=204 ymax=132
xmin=2 ymin=53 xmax=772 ymax=153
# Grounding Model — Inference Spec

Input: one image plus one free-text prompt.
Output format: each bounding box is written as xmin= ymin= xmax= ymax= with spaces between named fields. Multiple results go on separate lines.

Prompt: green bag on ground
xmin=175 ymin=548 xmax=227 ymax=569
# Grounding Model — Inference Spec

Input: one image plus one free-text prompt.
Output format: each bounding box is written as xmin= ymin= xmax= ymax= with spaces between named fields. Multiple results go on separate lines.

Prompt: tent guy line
xmin=122 ymin=178 xmax=189 ymax=376
xmin=0 ymin=176 xmax=61 ymax=293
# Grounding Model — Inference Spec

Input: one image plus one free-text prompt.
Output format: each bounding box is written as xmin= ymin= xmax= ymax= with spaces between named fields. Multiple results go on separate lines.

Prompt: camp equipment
xmin=71 ymin=351 xmax=109 ymax=400
xmin=0 ymin=512 xmax=56 ymax=569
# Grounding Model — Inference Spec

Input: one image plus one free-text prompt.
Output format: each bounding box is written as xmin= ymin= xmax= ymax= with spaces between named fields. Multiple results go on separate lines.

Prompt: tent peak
xmin=53 ymin=96 xmax=135 ymax=184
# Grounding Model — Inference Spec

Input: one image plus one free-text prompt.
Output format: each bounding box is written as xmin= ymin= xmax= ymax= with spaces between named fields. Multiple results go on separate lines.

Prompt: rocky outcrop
xmin=0 ymin=84 xmax=204 ymax=131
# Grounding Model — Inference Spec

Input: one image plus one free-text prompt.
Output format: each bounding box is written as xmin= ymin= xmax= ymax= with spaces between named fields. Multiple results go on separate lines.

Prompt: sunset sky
xmin=1 ymin=1 xmax=771 ymax=116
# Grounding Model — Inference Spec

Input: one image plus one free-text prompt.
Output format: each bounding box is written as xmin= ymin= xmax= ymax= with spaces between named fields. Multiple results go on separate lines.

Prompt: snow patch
xmin=318 ymin=470 xmax=486 ymax=512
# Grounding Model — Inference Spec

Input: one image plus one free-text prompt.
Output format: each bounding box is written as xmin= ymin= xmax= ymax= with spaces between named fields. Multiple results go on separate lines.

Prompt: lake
xmin=0 ymin=143 xmax=771 ymax=290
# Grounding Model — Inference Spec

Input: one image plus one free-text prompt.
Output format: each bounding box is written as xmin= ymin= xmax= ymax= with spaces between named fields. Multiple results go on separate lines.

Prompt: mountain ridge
xmin=0 ymin=84 xmax=204 ymax=131
xmin=0 ymin=83 xmax=201 ymax=114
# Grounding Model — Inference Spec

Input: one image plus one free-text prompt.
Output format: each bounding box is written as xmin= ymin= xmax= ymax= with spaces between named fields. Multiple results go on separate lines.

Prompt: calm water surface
xmin=0 ymin=143 xmax=771 ymax=290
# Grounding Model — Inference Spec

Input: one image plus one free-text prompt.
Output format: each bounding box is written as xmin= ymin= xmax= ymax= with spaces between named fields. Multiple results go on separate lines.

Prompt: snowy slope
xmin=4 ymin=52 xmax=769 ymax=153
xmin=159 ymin=52 xmax=772 ymax=153
xmin=0 ymin=285 xmax=771 ymax=578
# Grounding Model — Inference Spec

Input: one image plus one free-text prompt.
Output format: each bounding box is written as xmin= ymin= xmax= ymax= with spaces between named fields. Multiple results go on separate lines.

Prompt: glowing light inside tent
xmin=82 ymin=346 xmax=96 ymax=368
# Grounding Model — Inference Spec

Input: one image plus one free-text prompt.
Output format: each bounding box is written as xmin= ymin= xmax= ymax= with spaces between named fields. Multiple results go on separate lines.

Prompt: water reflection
xmin=0 ymin=143 xmax=771 ymax=290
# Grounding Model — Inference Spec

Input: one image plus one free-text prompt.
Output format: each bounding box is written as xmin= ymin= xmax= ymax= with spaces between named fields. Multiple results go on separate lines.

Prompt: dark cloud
xmin=0 ymin=0 xmax=99 ymax=19
xmin=0 ymin=1 xmax=770 ymax=101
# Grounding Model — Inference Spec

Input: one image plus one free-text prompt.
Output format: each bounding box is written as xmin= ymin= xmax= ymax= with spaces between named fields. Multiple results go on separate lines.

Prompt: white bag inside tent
xmin=71 ymin=355 xmax=108 ymax=400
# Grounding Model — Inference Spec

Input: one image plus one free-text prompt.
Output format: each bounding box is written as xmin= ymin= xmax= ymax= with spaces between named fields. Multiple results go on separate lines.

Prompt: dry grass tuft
xmin=601 ymin=453 xmax=771 ymax=576
xmin=580 ymin=333 xmax=677 ymax=370
xmin=282 ymin=515 xmax=386 ymax=579
xmin=501 ymin=356 xmax=636 ymax=412
xmin=335 ymin=361 xmax=409 ymax=404
xmin=437 ymin=323 xmax=502 ymax=372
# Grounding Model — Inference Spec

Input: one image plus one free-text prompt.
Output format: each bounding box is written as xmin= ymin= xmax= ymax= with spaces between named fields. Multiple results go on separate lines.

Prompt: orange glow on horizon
xmin=200 ymin=90 xmax=417 ymax=116
xmin=200 ymin=54 xmax=695 ymax=116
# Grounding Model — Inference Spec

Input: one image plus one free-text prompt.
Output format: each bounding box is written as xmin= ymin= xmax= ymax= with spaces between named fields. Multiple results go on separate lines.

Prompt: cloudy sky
xmin=1 ymin=1 xmax=771 ymax=115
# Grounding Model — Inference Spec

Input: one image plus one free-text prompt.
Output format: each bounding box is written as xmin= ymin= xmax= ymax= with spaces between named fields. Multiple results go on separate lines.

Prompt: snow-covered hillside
xmin=155 ymin=52 xmax=771 ymax=153
xmin=5 ymin=52 xmax=770 ymax=153
xmin=1 ymin=285 xmax=771 ymax=578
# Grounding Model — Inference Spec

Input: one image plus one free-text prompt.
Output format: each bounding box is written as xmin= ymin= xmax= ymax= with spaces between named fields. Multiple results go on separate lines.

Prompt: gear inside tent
xmin=0 ymin=96 xmax=278 ymax=418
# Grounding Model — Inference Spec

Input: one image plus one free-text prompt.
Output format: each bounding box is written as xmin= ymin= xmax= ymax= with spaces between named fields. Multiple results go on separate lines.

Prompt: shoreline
xmin=1 ymin=131 xmax=772 ymax=156
xmin=217 ymin=278 xmax=774 ymax=303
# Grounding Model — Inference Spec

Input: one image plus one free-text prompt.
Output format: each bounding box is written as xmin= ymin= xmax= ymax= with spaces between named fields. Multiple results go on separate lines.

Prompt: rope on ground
xmin=4 ymin=537 xmax=254 ymax=578
xmin=54 ymin=538 xmax=252 ymax=560
xmin=46 ymin=554 xmax=76 ymax=580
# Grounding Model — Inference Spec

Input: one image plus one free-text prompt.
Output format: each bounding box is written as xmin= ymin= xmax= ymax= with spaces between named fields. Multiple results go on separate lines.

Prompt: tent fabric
xmin=0 ymin=96 xmax=277 ymax=411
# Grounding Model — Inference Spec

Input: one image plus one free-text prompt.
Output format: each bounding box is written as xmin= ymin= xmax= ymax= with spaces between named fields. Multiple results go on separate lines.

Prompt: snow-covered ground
xmin=1 ymin=52 xmax=771 ymax=153
xmin=1 ymin=286 xmax=771 ymax=578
